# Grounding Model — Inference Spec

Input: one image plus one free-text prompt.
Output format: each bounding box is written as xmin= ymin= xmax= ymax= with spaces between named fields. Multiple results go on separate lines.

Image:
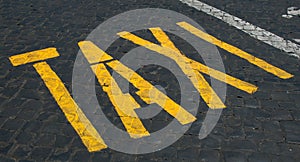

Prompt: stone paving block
xmin=225 ymin=126 xmax=245 ymax=138
xmin=200 ymin=135 xmax=222 ymax=149
xmin=71 ymin=150 xmax=91 ymax=162
xmin=91 ymin=150 xmax=112 ymax=161
xmin=248 ymin=152 xmax=269 ymax=162
xmin=222 ymin=151 xmax=247 ymax=162
xmin=11 ymin=145 xmax=31 ymax=159
xmin=15 ymin=131 xmax=35 ymax=145
xmin=29 ymin=147 xmax=53 ymax=161
xmin=198 ymin=149 xmax=221 ymax=162
xmin=177 ymin=147 xmax=200 ymax=161
xmin=0 ymin=129 xmax=14 ymax=143
xmin=259 ymin=141 xmax=280 ymax=154
xmin=269 ymin=154 xmax=296 ymax=162
xmin=2 ymin=119 xmax=25 ymax=131
xmin=48 ymin=148 xmax=72 ymax=161
xmin=271 ymin=110 xmax=293 ymax=120
xmin=0 ymin=143 xmax=14 ymax=156
xmin=0 ymin=156 xmax=15 ymax=162
xmin=223 ymin=139 xmax=257 ymax=152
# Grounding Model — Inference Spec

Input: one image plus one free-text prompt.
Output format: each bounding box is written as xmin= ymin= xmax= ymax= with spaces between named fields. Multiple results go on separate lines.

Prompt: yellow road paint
xmin=78 ymin=41 xmax=196 ymax=124
xmin=118 ymin=31 xmax=226 ymax=109
xmin=80 ymin=41 xmax=150 ymax=137
xmin=91 ymin=63 xmax=150 ymax=138
xmin=106 ymin=60 xmax=197 ymax=124
xmin=78 ymin=42 xmax=113 ymax=64
xmin=189 ymin=60 xmax=258 ymax=93
xmin=149 ymin=28 xmax=182 ymax=54
xmin=9 ymin=48 xmax=59 ymax=66
xmin=33 ymin=62 xmax=107 ymax=152
xmin=177 ymin=21 xmax=294 ymax=79
xmin=149 ymin=27 xmax=258 ymax=94
xmin=79 ymin=41 xmax=140 ymax=111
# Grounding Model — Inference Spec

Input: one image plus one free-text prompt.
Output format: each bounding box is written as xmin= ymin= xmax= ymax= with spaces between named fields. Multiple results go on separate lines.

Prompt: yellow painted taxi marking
xmin=9 ymin=51 xmax=107 ymax=152
xmin=106 ymin=60 xmax=197 ymax=124
xmin=9 ymin=48 xmax=59 ymax=66
xmin=118 ymin=31 xmax=226 ymax=109
xmin=78 ymin=42 xmax=113 ymax=64
xmin=149 ymin=27 xmax=258 ymax=94
xmin=79 ymin=41 xmax=197 ymax=125
xmin=177 ymin=21 xmax=294 ymax=79
xmin=8 ymin=20 xmax=295 ymax=153
xmin=91 ymin=63 xmax=150 ymax=138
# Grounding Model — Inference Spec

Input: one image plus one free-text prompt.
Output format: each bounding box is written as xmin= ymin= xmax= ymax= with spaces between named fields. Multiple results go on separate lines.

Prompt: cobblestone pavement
xmin=0 ymin=0 xmax=300 ymax=161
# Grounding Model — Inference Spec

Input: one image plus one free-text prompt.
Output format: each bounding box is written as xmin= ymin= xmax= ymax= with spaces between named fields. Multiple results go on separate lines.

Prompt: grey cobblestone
xmin=0 ymin=0 xmax=300 ymax=161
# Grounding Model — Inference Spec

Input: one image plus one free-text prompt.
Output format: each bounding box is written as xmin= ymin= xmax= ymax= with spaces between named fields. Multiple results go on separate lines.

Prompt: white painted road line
xmin=282 ymin=7 xmax=300 ymax=19
xmin=294 ymin=39 xmax=300 ymax=43
xmin=179 ymin=0 xmax=300 ymax=58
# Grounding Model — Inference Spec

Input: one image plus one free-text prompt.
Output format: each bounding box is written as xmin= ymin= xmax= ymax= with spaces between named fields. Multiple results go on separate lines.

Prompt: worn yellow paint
xmin=79 ymin=41 xmax=196 ymax=124
xmin=189 ymin=59 xmax=258 ymax=93
xmin=177 ymin=21 xmax=294 ymax=79
xmin=118 ymin=31 xmax=226 ymax=109
xmin=33 ymin=62 xmax=107 ymax=152
xmin=9 ymin=48 xmax=59 ymax=66
xmin=106 ymin=60 xmax=197 ymax=124
xmin=78 ymin=41 xmax=140 ymax=111
xmin=78 ymin=42 xmax=113 ymax=64
xmin=149 ymin=27 xmax=258 ymax=94
xmin=90 ymin=63 xmax=150 ymax=138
